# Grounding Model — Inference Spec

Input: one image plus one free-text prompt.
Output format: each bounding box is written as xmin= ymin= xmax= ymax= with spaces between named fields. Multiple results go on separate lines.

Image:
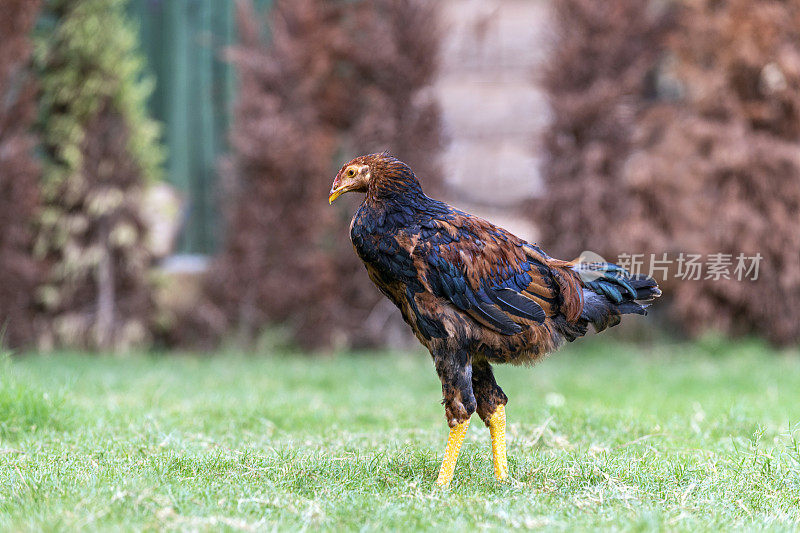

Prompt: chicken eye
xmin=346 ymin=168 xmax=356 ymax=177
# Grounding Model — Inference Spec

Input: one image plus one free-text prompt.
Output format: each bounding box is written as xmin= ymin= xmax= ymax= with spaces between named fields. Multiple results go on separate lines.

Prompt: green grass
xmin=1 ymin=338 xmax=800 ymax=531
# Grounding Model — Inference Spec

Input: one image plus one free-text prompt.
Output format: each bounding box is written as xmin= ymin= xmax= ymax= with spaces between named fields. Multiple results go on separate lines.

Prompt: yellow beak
xmin=328 ymin=186 xmax=347 ymax=204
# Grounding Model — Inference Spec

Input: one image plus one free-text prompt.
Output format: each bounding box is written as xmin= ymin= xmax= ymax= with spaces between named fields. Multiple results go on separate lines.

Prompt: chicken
xmin=328 ymin=152 xmax=661 ymax=487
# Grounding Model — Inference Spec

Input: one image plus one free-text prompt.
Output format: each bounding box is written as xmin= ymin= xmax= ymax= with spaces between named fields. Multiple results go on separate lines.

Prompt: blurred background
xmin=1 ymin=0 xmax=798 ymax=354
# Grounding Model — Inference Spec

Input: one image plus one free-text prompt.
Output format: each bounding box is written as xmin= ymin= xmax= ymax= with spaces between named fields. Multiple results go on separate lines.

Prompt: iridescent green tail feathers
xmin=574 ymin=263 xmax=661 ymax=333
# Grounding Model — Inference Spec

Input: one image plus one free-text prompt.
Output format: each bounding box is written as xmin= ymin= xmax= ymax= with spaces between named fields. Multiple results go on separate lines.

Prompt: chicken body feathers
xmin=347 ymin=154 xmax=659 ymax=365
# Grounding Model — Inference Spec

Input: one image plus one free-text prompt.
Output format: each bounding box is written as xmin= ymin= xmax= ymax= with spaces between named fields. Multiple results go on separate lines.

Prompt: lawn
xmin=1 ymin=338 xmax=799 ymax=531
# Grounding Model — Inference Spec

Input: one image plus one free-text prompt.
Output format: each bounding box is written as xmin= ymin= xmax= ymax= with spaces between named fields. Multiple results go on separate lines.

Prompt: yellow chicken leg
xmin=435 ymin=419 xmax=470 ymax=487
xmin=488 ymin=404 xmax=508 ymax=480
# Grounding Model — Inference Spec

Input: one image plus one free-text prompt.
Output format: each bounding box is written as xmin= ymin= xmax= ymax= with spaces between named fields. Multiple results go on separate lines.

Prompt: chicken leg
xmin=435 ymin=419 xmax=470 ymax=486
xmin=488 ymin=404 xmax=508 ymax=480
xmin=473 ymin=360 xmax=509 ymax=480
xmin=434 ymin=350 xmax=476 ymax=487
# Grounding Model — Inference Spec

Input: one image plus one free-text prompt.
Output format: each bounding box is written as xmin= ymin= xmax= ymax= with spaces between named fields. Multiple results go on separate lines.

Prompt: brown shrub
xmin=196 ymin=0 xmax=443 ymax=349
xmin=0 ymin=0 xmax=43 ymax=348
xmin=537 ymin=0 xmax=800 ymax=344
xmin=536 ymin=0 xmax=675 ymax=260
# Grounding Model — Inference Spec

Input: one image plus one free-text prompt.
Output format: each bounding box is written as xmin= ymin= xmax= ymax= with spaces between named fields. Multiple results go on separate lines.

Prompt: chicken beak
xmin=328 ymin=184 xmax=347 ymax=204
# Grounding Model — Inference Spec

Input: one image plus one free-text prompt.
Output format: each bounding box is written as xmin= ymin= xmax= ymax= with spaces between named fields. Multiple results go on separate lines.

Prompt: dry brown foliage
xmin=194 ymin=0 xmax=443 ymax=349
xmin=0 ymin=0 xmax=43 ymax=348
xmin=537 ymin=0 xmax=800 ymax=344
xmin=537 ymin=0 xmax=675 ymax=259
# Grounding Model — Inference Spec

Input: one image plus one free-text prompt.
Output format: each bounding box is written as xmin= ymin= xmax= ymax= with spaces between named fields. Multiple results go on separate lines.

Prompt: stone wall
xmin=433 ymin=0 xmax=551 ymax=241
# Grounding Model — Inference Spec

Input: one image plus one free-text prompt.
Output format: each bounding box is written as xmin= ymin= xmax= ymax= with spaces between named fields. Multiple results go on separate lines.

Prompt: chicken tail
xmin=573 ymin=262 xmax=661 ymax=333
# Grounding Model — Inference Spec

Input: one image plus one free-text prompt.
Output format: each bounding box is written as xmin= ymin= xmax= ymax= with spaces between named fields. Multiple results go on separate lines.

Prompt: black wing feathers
xmin=425 ymin=255 xmax=524 ymax=334
xmin=489 ymin=288 xmax=547 ymax=324
xmin=421 ymin=216 xmax=552 ymax=335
